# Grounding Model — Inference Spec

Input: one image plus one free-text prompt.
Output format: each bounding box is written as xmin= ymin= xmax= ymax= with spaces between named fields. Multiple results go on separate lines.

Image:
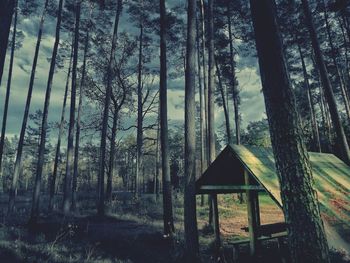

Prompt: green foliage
xmin=241 ymin=119 xmax=271 ymax=147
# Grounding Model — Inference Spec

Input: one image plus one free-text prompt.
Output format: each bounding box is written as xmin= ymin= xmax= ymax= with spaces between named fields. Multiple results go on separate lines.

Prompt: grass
xmin=0 ymin=192 xmax=348 ymax=262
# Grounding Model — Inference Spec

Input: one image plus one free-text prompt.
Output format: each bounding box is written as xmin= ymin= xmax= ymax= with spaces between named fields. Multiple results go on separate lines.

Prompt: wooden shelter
xmin=195 ymin=144 xmax=350 ymax=256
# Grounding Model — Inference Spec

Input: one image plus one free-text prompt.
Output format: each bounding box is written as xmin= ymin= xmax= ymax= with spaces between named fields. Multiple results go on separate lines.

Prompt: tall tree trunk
xmin=207 ymin=0 xmax=215 ymax=164
xmin=8 ymin=0 xmax=49 ymax=214
xmin=159 ymin=0 xmax=175 ymax=238
xmin=0 ymin=0 xmax=17 ymax=187
xmin=0 ymin=0 xmax=15 ymax=85
xmin=154 ymin=105 xmax=160 ymax=198
xmin=302 ymin=0 xmax=350 ymax=164
xmin=227 ymin=4 xmax=240 ymax=145
xmin=207 ymin=0 xmax=217 ymax=229
xmin=199 ymin=0 xmax=208 ymax=167
xmin=72 ymin=15 xmax=90 ymax=211
xmin=30 ymin=0 xmax=64 ymax=223
xmin=196 ymin=11 xmax=206 ymax=207
xmin=184 ymin=0 xmax=199 ymax=260
xmin=312 ymin=53 xmax=332 ymax=151
xmin=107 ymin=89 xmax=126 ymax=201
xmin=297 ymin=44 xmax=321 ymax=152
xmin=228 ymin=8 xmax=245 ymax=202
xmin=321 ymin=83 xmax=334 ymax=149
xmin=97 ymin=0 xmax=122 ymax=216
xmin=63 ymin=0 xmax=81 ymax=215
xmin=106 ymin=109 xmax=118 ymax=202
xmin=215 ymin=60 xmax=231 ymax=144
xmin=136 ymin=23 xmax=143 ymax=197
xmin=250 ymin=1 xmax=330 ymax=262
xmin=48 ymin=45 xmax=73 ymax=212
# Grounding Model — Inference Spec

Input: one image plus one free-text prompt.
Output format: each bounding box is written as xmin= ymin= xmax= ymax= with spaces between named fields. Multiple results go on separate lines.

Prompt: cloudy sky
xmin=0 ymin=0 xmax=266 ymax=144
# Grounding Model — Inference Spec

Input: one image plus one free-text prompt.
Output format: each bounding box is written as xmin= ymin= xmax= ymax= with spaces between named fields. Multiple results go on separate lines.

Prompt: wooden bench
xmin=229 ymin=223 xmax=288 ymax=262
xmin=241 ymin=222 xmax=287 ymax=237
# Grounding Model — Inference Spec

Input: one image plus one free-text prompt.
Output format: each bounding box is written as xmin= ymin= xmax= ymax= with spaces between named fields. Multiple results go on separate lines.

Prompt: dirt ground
xmin=0 ymin=193 xmax=348 ymax=263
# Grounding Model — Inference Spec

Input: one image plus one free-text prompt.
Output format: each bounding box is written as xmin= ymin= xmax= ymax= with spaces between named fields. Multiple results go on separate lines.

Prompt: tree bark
xmin=215 ymin=60 xmax=231 ymax=144
xmin=302 ymin=0 xmax=350 ymax=164
xmin=312 ymin=53 xmax=332 ymax=151
xmin=159 ymin=0 xmax=175 ymax=238
xmin=30 ymin=0 xmax=64 ymax=223
xmin=106 ymin=109 xmax=117 ymax=202
xmin=0 ymin=0 xmax=17 ymax=185
xmin=154 ymin=105 xmax=160 ymax=198
xmin=107 ymin=90 xmax=126 ymax=201
xmin=207 ymin=0 xmax=216 ymax=228
xmin=250 ymin=1 xmax=330 ymax=262
xmin=0 ymin=0 xmax=15 ymax=85
xmin=207 ymin=0 xmax=215 ymax=164
xmin=63 ymin=0 xmax=81 ymax=215
xmin=8 ymin=0 xmax=49 ymax=214
xmin=199 ymin=0 xmax=208 ymax=167
xmin=184 ymin=0 xmax=199 ymax=260
xmin=196 ymin=11 xmax=206 ymax=207
xmin=136 ymin=23 xmax=144 ymax=197
xmin=48 ymin=44 xmax=73 ymax=212
xmin=97 ymin=0 xmax=122 ymax=216
xmin=72 ymin=12 xmax=91 ymax=211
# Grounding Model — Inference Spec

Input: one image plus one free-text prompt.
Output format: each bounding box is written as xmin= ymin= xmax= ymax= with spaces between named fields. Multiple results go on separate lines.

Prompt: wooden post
xmin=253 ymin=191 xmax=260 ymax=227
xmin=208 ymin=195 xmax=213 ymax=227
xmin=244 ymin=169 xmax=258 ymax=256
xmin=211 ymin=194 xmax=221 ymax=257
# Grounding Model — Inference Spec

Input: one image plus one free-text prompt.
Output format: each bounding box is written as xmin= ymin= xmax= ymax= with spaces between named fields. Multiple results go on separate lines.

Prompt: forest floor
xmin=0 ymin=192 xmax=348 ymax=263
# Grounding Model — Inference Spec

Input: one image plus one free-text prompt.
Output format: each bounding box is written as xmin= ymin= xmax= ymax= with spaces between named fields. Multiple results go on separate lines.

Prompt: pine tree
xmin=159 ymin=0 xmax=175 ymax=238
xmin=63 ymin=0 xmax=81 ymax=215
xmin=30 ymin=0 xmax=65 ymax=223
xmin=184 ymin=0 xmax=199 ymax=260
xmin=97 ymin=0 xmax=123 ymax=215
xmin=0 ymin=0 xmax=18 ymax=185
xmin=250 ymin=0 xmax=330 ymax=262
xmin=8 ymin=0 xmax=50 ymax=214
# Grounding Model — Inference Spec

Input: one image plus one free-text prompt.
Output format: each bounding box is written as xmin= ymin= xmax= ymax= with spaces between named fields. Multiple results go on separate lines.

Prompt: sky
xmin=0 ymin=0 xmax=266 ymax=144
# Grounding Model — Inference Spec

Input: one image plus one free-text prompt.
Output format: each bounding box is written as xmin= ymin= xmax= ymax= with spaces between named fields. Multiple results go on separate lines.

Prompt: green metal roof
xmin=197 ymin=144 xmax=350 ymax=250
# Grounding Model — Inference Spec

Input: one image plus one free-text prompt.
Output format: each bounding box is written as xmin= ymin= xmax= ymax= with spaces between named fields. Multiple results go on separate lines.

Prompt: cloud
xmin=0 ymin=0 xmax=267 ymax=146
xmin=0 ymin=11 xmax=69 ymax=139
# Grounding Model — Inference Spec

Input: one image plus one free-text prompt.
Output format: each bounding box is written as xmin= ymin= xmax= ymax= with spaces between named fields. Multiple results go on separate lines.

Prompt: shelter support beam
xmin=197 ymin=185 xmax=264 ymax=194
xmin=252 ymin=191 xmax=260 ymax=227
xmin=211 ymin=194 xmax=222 ymax=257
xmin=244 ymin=169 xmax=259 ymax=256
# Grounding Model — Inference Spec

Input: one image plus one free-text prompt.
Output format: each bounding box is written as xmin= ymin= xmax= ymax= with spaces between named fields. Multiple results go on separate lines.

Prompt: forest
xmin=0 ymin=0 xmax=349 ymax=262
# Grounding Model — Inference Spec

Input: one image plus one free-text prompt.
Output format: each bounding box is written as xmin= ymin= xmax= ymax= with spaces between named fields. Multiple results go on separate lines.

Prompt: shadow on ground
xmin=0 ymin=214 xmax=179 ymax=263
